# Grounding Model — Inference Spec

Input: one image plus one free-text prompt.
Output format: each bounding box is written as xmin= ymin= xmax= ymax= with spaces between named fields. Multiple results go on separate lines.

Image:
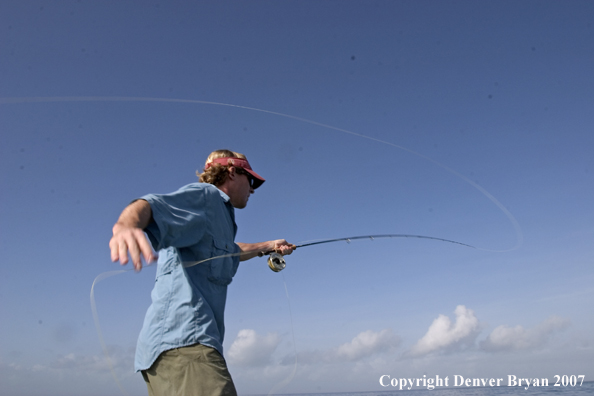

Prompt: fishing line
xmin=1 ymin=95 xmax=522 ymax=252
xmin=267 ymin=272 xmax=298 ymax=396
xmin=6 ymin=96 xmax=519 ymax=393
xmin=90 ymin=268 xmax=137 ymax=396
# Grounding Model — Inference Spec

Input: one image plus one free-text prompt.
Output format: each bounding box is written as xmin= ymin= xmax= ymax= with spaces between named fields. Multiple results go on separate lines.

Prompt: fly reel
xmin=267 ymin=252 xmax=286 ymax=272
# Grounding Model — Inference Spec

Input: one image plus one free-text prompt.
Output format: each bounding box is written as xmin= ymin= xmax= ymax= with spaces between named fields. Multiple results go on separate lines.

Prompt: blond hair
xmin=197 ymin=149 xmax=247 ymax=186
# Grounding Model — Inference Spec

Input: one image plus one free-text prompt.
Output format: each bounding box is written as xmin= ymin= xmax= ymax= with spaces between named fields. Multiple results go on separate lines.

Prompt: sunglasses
xmin=235 ymin=168 xmax=255 ymax=188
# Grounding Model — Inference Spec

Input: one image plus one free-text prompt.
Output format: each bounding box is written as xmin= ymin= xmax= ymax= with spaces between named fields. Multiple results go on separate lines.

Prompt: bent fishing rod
xmin=258 ymin=234 xmax=476 ymax=272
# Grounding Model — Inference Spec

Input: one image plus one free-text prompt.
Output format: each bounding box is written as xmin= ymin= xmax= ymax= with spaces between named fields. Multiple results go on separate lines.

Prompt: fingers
xmin=118 ymin=240 xmax=130 ymax=265
xmin=110 ymin=227 xmax=156 ymax=271
xmin=139 ymin=237 xmax=157 ymax=264
xmin=109 ymin=238 xmax=118 ymax=263
xmin=273 ymin=239 xmax=296 ymax=256
xmin=278 ymin=244 xmax=296 ymax=255
xmin=127 ymin=237 xmax=142 ymax=271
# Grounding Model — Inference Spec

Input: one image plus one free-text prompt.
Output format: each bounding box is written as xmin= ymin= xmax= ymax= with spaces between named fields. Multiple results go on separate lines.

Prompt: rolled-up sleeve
xmin=141 ymin=185 xmax=208 ymax=250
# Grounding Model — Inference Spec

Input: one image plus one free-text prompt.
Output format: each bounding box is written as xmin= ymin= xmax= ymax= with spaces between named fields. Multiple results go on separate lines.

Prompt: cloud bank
xmin=481 ymin=316 xmax=570 ymax=352
xmin=228 ymin=308 xmax=571 ymax=372
xmin=0 ymin=346 xmax=141 ymax=396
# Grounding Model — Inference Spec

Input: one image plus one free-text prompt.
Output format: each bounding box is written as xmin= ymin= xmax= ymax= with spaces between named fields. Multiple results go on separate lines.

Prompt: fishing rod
xmin=259 ymin=234 xmax=476 ymax=272
xmin=90 ymin=232 xmax=474 ymax=395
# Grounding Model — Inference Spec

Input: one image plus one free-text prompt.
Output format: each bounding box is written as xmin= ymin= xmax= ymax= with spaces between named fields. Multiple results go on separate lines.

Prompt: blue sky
xmin=1 ymin=1 xmax=593 ymax=395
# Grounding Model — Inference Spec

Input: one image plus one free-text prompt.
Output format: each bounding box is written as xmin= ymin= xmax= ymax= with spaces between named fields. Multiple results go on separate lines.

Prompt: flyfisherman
xmin=109 ymin=149 xmax=295 ymax=396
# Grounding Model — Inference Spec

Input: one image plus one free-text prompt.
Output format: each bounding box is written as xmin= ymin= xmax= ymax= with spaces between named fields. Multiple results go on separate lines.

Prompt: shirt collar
xmin=215 ymin=186 xmax=231 ymax=203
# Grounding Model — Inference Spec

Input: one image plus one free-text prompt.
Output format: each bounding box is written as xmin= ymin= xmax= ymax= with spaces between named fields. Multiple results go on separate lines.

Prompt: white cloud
xmin=290 ymin=329 xmax=400 ymax=365
xmin=227 ymin=329 xmax=281 ymax=367
xmin=408 ymin=305 xmax=481 ymax=357
xmin=336 ymin=329 xmax=400 ymax=361
xmin=481 ymin=316 xmax=570 ymax=352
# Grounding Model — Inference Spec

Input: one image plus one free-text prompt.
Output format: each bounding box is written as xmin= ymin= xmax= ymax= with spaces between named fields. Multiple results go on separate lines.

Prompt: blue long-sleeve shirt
xmin=134 ymin=183 xmax=240 ymax=372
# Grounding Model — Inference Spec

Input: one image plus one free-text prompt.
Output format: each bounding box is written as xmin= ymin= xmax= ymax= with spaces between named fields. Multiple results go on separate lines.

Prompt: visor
xmin=205 ymin=157 xmax=266 ymax=189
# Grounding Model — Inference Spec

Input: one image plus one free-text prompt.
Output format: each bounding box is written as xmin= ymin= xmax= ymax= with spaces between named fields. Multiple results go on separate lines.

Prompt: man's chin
xmin=233 ymin=201 xmax=248 ymax=209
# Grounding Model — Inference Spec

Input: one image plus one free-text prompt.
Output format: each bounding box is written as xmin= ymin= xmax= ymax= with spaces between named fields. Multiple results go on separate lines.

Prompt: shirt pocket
xmin=155 ymin=247 xmax=178 ymax=278
xmin=207 ymin=239 xmax=238 ymax=286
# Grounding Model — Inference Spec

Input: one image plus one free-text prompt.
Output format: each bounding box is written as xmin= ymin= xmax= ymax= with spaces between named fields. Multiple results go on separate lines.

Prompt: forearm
xmin=113 ymin=199 xmax=153 ymax=231
xmin=236 ymin=241 xmax=275 ymax=261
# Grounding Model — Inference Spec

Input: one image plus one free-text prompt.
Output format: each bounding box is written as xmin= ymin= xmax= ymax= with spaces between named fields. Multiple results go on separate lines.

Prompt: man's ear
xmin=227 ymin=166 xmax=237 ymax=180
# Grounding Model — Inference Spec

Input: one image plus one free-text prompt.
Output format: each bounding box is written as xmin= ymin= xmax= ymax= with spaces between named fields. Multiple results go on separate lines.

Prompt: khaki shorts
xmin=142 ymin=344 xmax=237 ymax=396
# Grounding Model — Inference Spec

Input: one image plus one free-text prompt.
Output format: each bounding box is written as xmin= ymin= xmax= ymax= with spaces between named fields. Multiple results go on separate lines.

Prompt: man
xmin=109 ymin=149 xmax=295 ymax=396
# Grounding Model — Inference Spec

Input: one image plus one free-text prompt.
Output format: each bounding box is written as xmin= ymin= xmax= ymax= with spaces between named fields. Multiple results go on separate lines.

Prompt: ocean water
xmin=269 ymin=381 xmax=594 ymax=396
